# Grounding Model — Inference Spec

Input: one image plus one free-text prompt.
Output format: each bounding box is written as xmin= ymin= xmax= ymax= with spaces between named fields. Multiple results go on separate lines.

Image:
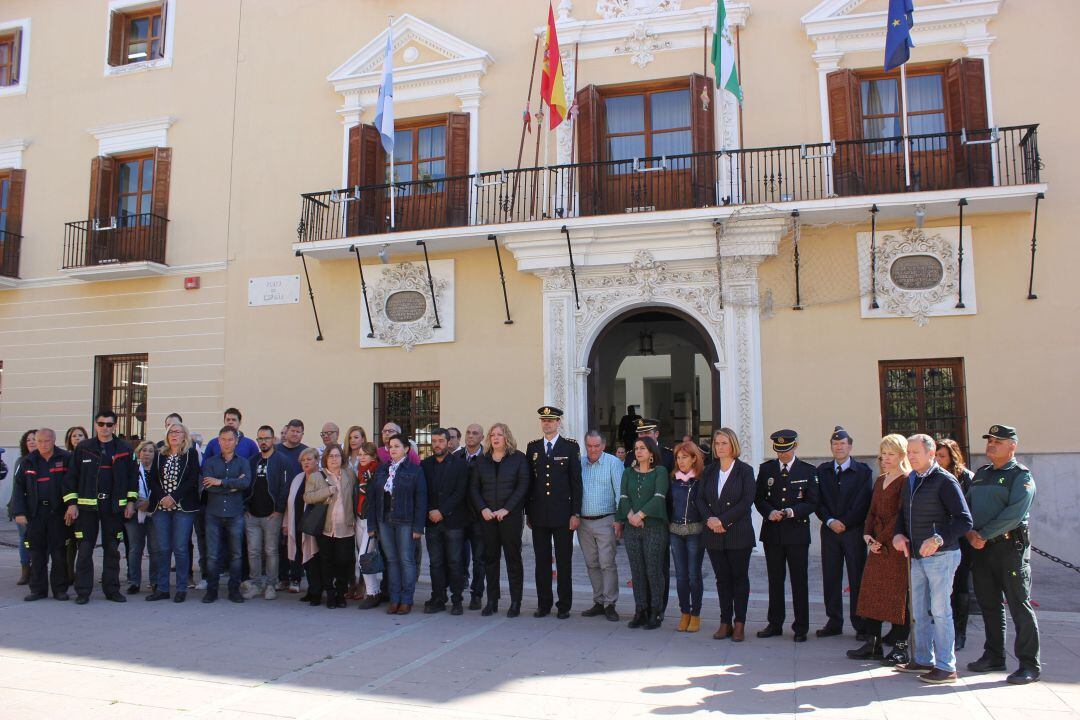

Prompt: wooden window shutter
xmin=151 ymin=147 xmax=172 ymax=220
xmin=10 ymin=28 xmax=21 ymax=84
xmin=945 ymin=58 xmax=991 ymax=187
xmin=689 ymin=73 xmax=716 ymax=207
xmin=445 ymin=112 xmax=471 ymax=227
xmin=827 ymin=69 xmax=865 ymax=196
xmin=157 ymin=1 xmax=168 ymax=59
xmin=108 ymin=12 xmax=125 ymax=67
xmin=88 ymin=155 xmax=118 ymax=221
xmin=5 ymin=169 xmax=26 ymax=237
xmin=575 ymin=84 xmax=605 ymax=216
xmin=346 ymin=124 xmax=386 ymax=235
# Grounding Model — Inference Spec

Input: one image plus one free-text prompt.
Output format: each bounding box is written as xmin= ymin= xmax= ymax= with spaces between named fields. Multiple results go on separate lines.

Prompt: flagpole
xmin=387 ymin=17 xmax=396 ymax=230
xmin=900 ymin=62 xmax=911 ymax=188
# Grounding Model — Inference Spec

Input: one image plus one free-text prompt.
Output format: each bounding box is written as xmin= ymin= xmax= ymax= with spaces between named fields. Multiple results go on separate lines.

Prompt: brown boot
xmin=687 ymin=615 xmax=701 ymax=633
xmin=677 ymin=613 xmax=691 ymax=632
xmin=713 ymin=622 xmax=732 ymax=640
xmin=396 ymin=604 xmax=412 ymax=615
xmin=16 ymin=564 xmax=29 ymax=586
xmin=386 ymin=602 xmax=400 ymax=614
xmin=732 ymin=622 xmax=746 ymax=642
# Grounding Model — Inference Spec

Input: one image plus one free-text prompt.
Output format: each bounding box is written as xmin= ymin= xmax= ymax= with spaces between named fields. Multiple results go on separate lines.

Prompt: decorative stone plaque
xmin=385 ymin=290 xmax=427 ymax=322
xmin=360 ymin=259 xmax=455 ymax=350
xmin=889 ymin=254 xmax=944 ymax=291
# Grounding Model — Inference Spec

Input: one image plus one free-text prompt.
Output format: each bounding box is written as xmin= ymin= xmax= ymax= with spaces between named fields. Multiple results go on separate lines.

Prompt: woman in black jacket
xmin=145 ymin=423 xmax=202 ymax=603
xmin=696 ymin=427 xmax=757 ymax=642
xmin=469 ymin=422 xmax=529 ymax=618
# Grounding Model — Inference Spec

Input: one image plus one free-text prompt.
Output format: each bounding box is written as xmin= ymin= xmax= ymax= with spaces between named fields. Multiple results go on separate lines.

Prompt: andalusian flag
xmin=540 ymin=2 xmax=568 ymax=129
xmin=711 ymin=2 xmax=742 ymax=104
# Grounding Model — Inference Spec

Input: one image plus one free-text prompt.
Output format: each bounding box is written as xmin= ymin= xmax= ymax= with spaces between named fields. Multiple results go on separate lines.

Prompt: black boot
xmin=881 ymin=641 xmax=909 ymax=667
xmin=846 ymin=636 xmax=883 ymax=660
xmin=628 ymin=610 xmax=648 ymax=629
xmin=645 ymin=611 xmax=663 ymax=630
xmin=953 ymin=592 xmax=970 ymax=650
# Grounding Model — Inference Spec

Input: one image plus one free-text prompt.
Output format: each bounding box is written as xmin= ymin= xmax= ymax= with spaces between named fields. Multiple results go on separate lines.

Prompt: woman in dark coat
xmin=696 ymin=427 xmax=757 ymax=642
xmin=370 ymin=434 xmax=427 ymax=615
xmin=848 ymin=434 xmax=912 ymax=663
xmin=469 ymin=422 xmax=529 ymax=618
xmin=937 ymin=438 xmax=975 ymax=650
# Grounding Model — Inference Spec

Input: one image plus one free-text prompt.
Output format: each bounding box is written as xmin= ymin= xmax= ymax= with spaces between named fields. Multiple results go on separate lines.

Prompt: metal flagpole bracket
xmin=296 ymin=249 xmax=324 ymax=342
xmin=869 ymin=204 xmax=880 ymax=310
xmin=560 ymin=225 xmax=580 ymax=310
xmin=956 ymin=198 xmax=968 ymax=309
xmin=350 ymin=245 xmax=376 ymax=338
xmin=489 ymin=234 xmax=514 ymax=324
xmin=961 ymin=127 xmax=1001 ymax=146
xmin=1027 ymin=192 xmax=1044 ymax=300
xmin=416 ymin=239 xmax=442 ymax=329
xmin=800 ymin=140 xmax=835 ymax=160
xmin=791 ymin=210 xmax=803 ymax=310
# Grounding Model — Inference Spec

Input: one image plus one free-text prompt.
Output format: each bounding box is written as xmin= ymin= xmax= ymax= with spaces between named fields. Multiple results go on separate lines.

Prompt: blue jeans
xmin=206 ymin=513 xmax=245 ymax=594
xmin=152 ymin=511 xmax=196 ymax=593
xmin=669 ymin=531 xmax=705 ymax=615
xmin=124 ymin=517 xmax=158 ymax=586
xmin=379 ymin=521 xmax=418 ymax=606
xmin=911 ymin=548 xmax=962 ymax=672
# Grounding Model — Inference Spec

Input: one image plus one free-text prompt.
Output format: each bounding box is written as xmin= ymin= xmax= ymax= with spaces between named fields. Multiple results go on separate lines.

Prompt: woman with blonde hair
xmin=285 ymin=447 xmax=324 ymax=605
xmin=469 ymin=422 xmax=529 ymax=618
xmin=146 ymin=423 xmax=201 ymax=602
xmin=847 ymin=433 xmax=912 ymax=664
xmin=343 ymin=426 xmax=369 ymax=474
xmin=668 ymin=440 xmax=706 ymax=633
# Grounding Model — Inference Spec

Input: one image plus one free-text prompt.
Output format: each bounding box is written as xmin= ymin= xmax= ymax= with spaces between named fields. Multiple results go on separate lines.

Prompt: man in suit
xmin=526 ymin=406 xmax=583 ymax=619
xmin=755 ymin=430 xmax=819 ymax=642
xmin=815 ymin=426 xmax=873 ymax=639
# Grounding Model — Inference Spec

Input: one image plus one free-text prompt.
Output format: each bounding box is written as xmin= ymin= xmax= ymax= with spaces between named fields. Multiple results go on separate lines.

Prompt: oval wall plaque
xmin=385 ymin=290 xmax=427 ymax=322
xmin=889 ymin=254 xmax=944 ymax=291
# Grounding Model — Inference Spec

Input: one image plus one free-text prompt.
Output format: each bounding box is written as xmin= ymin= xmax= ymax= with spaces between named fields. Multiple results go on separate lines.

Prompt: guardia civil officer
xmin=965 ymin=425 xmax=1042 ymax=685
xmin=63 ymin=410 xmax=140 ymax=604
xmin=755 ymin=430 xmax=819 ymax=642
xmin=815 ymin=426 xmax=873 ymax=638
xmin=526 ymin=407 xmax=583 ymax=619
xmin=11 ymin=428 xmax=71 ymax=601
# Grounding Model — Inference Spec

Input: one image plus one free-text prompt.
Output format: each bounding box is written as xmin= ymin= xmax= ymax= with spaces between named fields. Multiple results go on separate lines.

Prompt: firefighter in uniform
xmin=63 ymin=410 xmax=139 ymax=604
xmin=11 ymin=428 xmax=72 ymax=601
xmin=526 ymin=406 xmax=583 ymax=619
xmin=755 ymin=430 xmax=819 ymax=642
xmin=965 ymin=424 xmax=1042 ymax=685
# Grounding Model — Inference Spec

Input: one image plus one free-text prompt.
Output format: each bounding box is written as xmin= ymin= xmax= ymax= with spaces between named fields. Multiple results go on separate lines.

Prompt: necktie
xmin=545 ymin=441 xmax=553 ymax=457
xmin=781 ymin=464 xmax=789 ymax=477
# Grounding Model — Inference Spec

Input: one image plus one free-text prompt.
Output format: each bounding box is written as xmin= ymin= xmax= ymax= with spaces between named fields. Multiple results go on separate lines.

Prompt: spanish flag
xmin=540 ymin=2 xmax=568 ymax=130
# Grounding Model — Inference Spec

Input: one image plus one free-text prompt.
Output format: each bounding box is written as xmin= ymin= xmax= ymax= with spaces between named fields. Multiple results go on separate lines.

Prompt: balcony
xmin=61 ymin=213 xmax=169 ymax=281
xmin=296 ymin=124 xmax=1043 ymax=257
xmin=0 ymin=228 xmax=21 ymax=287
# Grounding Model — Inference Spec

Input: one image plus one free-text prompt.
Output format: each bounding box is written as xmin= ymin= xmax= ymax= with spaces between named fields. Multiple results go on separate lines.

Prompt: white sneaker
xmin=264 ymin=584 xmax=277 ymax=600
xmin=288 ymin=581 xmax=300 ymax=593
xmin=195 ymin=579 xmax=208 ymax=591
xmin=242 ymin=582 xmax=261 ymax=600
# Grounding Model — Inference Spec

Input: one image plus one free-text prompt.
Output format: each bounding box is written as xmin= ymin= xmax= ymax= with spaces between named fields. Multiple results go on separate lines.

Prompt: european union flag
xmin=884 ymin=0 xmax=915 ymax=71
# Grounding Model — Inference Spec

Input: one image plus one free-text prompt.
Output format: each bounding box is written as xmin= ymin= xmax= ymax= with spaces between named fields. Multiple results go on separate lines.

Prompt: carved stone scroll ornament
xmin=366 ymin=262 xmax=449 ymax=351
xmin=873 ymin=228 xmax=957 ymax=326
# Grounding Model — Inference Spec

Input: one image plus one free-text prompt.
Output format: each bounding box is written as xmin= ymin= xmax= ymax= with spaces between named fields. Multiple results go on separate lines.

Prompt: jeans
xmin=124 ymin=517 xmax=158 ymax=587
xmin=910 ymin=548 xmax=962 ymax=672
xmin=669 ymin=531 xmax=705 ymax=615
xmin=379 ymin=521 xmax=418 ymax=606
xmin=244 ymin=512 xmax=281 ymax=590
xmin=152 ymin=510 xmax=196 ymax=593
xmin=426 ymin=523 xmax=466 ymax=604
xmin=206 ymin=513 xmax=245 ymax=594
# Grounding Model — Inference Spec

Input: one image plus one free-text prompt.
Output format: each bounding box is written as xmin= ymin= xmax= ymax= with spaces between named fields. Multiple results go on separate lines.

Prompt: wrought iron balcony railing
xmin=63 ymin=213 xmax=168 ymax=269
xmin=298 ymin=124 xmax=1040 ymax=243
xmin=0 ymin=227 xmax=21 ymax=279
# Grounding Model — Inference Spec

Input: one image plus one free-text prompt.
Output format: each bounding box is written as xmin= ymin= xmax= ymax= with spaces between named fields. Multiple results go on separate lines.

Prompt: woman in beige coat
xmin=284 ymin=448 xmax=321 ymax=604
xmin=303 ymin=443 xmax=357 ymax=608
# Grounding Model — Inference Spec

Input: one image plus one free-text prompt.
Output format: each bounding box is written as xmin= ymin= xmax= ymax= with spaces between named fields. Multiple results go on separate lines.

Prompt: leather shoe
xmin=104 ymin=592 xmax=126 ymax=603
xmin=855 ymin=633 xmax=870 ymax=642
xmin=396 ymin=604 xmax=411 ymax=615
xmin=507 ymin=602 xmax=521 ymax=618
xmin=757 ymin=625 xmax=783 ymax=638
xmin=713 ymin=623 xmax=732 ymax=640
xmin=732 ymin=622 xmax=746 ymax=642
xmin=24 ymin=593 xmax=46 ymax=602
xmin=1006 ymin=667 xmax=1041 ymax=685
xmin=581 ymin=602 xmax=605 ymax=617
xmin=450 ymin=602 xmax=464 ymax=616
xmin=145 ymin=590 xmax=170 ymax=601
xmin=967 ymin=654 xmax=1006 ymax=673
xmin=645 ymin=612 xmax=663 ymax=630
xmin=75 ymin=595 xmax=89 ymax=605
xmin=557 ymin=610 xmax=571 ymax=620
xmin=53 ymin=592 xmax=70 ymax=601
xmin=628 ymin=610 xmax=648 ymax=629
xmin=481 ymin=601 xmax=498 ymax=617
xmin=173 ymin=592 xmax=186 ymax=603
xmin=127 ymin=584 xmax=140 ymax=595
xmin=424 ymin=600 xmax=446 ymax=614
xmin=228 ymin=591 xmax=245 ymax=603
xmin=386 ymin=602 xmax=400 ymax=614
xmin=202 ymin=591 xmax=218 ymax=604
xmin=604 ymin=605 xmax=620 ymax=622
xmin=918 ymin=668 xmax=958 ymax=684
xmin=533 ymin=607 xmax=551 ymax=618
xmin=793 ymin=633 xmax=807 ymax=643
xmin=816 ymin=626 xmax=842 ymax=638
xmin=469 ymin=595 xmax=482 ymax=611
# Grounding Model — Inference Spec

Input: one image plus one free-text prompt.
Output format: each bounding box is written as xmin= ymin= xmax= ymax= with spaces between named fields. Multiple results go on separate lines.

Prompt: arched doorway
xmin=588 ymin=307 xmax=721 ymax=452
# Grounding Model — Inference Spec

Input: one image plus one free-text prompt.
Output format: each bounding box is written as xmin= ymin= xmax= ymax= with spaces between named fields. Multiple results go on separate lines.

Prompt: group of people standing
xmin=6 ymin=406 xmax=1041 ymax=688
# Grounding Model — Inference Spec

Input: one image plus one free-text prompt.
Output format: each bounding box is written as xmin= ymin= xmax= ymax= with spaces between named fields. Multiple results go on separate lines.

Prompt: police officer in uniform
xmin=965 ymin=425 xmax=1042 ymax=685
xmin=755 ymin=430 xmax=819 ymax=642
xmin=63 ymin=410 xmax=139 ymax=604
xmin=526 ymin=407 xmax=583 ymax=619
xmin=11 ymin=428 xmax=71 ymax=601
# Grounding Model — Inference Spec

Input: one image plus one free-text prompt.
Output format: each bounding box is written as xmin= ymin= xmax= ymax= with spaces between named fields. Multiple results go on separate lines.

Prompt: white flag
xmin=374 ymin=32 xmax=394 ymax=154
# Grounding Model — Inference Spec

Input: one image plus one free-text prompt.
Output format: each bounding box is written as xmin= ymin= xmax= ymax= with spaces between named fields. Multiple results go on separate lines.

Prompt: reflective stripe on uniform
xmin=126 ymin=492 xmax=139 ymax=499
xmin=77 ymin=498 xmax=98 ymax=506
xmin=118 ymin=499 xmax=128 ymax=507
xmin=116 ymin=532 xmax=124 ymax=540
xmin=74 ymin=531 xmax=84 ymax=539
xmin=62 ymin=493 xmax=78 ymax=503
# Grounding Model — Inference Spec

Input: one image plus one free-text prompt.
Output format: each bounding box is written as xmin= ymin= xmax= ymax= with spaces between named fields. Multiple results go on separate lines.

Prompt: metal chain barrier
xmin=1032 ymin=545 xmax=1080 ymax=574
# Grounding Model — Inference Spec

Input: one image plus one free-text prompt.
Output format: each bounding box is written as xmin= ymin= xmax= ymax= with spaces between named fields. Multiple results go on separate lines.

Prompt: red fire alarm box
xmin=184 ymin=276 xmax=200 ymax=290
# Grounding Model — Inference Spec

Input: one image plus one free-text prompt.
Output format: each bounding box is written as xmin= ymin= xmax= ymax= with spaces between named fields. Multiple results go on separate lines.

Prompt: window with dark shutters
xmin=346 ymin=123 xmax=386 ymax=236
xmin=0 ymin=29 xmax=21 ymax=86
xmin=108 ymin=3 xmax=166 ymax=67
xmin=944 ymin=58 xmax=990 ymax=187
xmin=827 ymin=69 xmax=865 ymax=196
xmin=0 ymin=169 xmax=25 ymax=278
xmin=575 ymin=84 xmax=605 ymax=217
xmin=86 ymin=149 xmax=170 ymax=264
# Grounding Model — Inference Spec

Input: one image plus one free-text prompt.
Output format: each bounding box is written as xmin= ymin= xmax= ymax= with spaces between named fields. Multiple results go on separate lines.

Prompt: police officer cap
xmin=537 ymin=406 xmax=564 ymax=420
xmin=770 ymin=430 xmax=798 ymax=452
xmin=982 ymin=424 xmax=1017 ymax=441
xmin=830 ymin=425 xmax=852 ymax=442
xmin=636 ymin=418 xmax=659 ymax=433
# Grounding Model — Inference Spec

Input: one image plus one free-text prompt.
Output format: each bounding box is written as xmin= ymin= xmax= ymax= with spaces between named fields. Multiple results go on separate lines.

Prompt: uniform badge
xmin=532 ymin=453 xmax=539 ymax=461
xmin=767 ymin=477 xmax=774 ymax=487
xmin=998 ymin=477 xmax=1005 ymax=485
xmin=797 ymin=490 xmax=803 ymax=499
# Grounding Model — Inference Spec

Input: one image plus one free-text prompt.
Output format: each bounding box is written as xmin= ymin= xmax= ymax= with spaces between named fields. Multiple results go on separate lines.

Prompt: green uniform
xmin=967 ymin=459 xmax=1040 ymax=671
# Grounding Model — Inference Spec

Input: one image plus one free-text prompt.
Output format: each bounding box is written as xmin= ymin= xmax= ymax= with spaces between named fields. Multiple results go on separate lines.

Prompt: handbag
xmin=357 ymin=536 xmax=384 ymax=575
xmin=301 ymin=502 xmax=328 ymax=536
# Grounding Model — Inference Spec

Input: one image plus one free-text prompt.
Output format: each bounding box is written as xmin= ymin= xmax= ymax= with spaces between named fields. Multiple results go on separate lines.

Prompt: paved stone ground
xmin=0 ymin=517 xmax=1077 ymax=719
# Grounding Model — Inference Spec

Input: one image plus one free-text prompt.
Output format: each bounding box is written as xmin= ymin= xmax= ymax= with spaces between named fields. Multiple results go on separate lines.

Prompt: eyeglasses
xmin=96 ymin=421 xmax=115 ymax=428
xmin=319 ymin=431 xmax=336 ymax=437
xmin=257 ymin=437 xmax=274 ymax=442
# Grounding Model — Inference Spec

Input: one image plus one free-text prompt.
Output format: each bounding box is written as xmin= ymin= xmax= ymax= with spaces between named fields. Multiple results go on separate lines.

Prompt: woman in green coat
xmin=617 ymin=436 xmax=669 ymax=629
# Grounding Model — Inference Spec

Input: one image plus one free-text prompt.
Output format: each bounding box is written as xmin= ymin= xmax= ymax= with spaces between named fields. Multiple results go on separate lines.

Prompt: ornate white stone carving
xmin=597 ymin=0 xmax=681 ymax=19
xmin=613 ymin=21 xmax=672 ymax=68
xmin=360 ymin=260 xmax=455 ymax=351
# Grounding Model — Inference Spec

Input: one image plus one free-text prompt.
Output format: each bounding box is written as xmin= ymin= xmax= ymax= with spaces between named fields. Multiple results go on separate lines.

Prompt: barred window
xmin=879 ymin=358 xmax=967 ymax=455
xmin=95 ymin=354 xmax=149 ymax=442
xmin=374 ymin=381 xmax=440 ymax=458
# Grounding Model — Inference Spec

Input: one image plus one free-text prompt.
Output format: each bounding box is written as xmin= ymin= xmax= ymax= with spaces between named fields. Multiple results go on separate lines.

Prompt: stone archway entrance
xmin=587 ymin=307 xmax=721 ymax=452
